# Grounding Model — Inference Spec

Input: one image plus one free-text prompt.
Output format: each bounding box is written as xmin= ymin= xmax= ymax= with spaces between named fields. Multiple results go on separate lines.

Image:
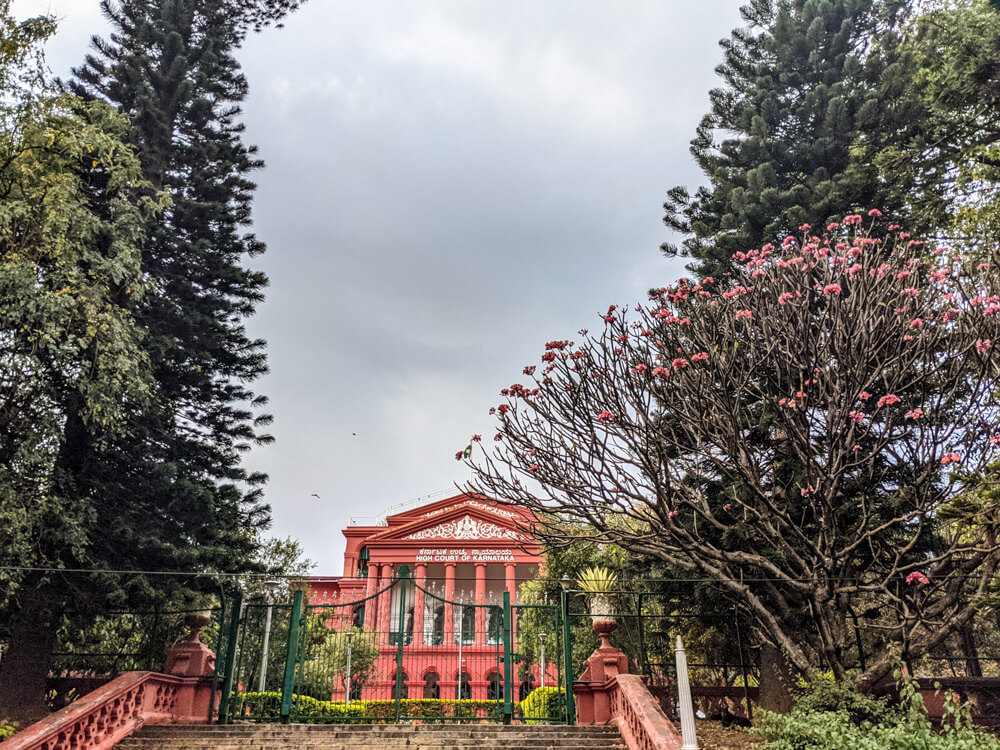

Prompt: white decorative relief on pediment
xmin=404 ymin=514 xmax=522 ymax=541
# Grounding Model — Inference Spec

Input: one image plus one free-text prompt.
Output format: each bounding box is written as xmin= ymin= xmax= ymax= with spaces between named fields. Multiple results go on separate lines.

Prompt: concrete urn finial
xmin=164 ymin=612 xmax=216 ymax=677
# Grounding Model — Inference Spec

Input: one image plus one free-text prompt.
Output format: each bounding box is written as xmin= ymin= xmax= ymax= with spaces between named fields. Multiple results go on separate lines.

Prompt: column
xmin=413 ymin=563 xmax=426 ymax=646
xmin=444 ymin=563 xmax=456 ymax=645
xmin=364 ymin=566 xmax=377 ymax=627
xmin=474 ymin=563 xmax=487 ymax=645
xmin=505 ymin=563 xmax=517 ymax=649
xmin=377 ymin=563 xmax=394 ymax=637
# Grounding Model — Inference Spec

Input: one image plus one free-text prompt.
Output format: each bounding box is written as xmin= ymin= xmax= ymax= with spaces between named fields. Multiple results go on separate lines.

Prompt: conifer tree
xmin=0 ymin=0 xmax=303 ymax=719
xmin=663 ymin=0 xmax=927 ymax=278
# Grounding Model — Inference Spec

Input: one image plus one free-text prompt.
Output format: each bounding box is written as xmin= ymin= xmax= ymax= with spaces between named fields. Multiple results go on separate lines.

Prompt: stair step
xmin=117 ymin=724 xmax=624 ymax=749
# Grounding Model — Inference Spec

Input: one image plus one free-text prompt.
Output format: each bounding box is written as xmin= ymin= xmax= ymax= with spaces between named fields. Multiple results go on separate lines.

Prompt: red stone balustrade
xmin=574 ymin=620 xmax=682 ymax=750
xmin=7 ymin=614 xmax=216 ymax=750
xmin=3 ymin=670 xmax=214 ymax=750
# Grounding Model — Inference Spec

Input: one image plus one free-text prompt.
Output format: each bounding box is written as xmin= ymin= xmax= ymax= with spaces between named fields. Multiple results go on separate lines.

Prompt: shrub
xmin=754 ymin=671 xmax=1000 ymax=750
xmin=232 ymin=693 xmax=498 ymax=723
xmin=0 ymin=720 xmax=17 ymax=741
xmin=518 ymin=687 xmax=564 ymax=723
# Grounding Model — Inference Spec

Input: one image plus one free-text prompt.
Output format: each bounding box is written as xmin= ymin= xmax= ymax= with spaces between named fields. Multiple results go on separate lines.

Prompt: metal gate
xmin=214 ymin=568 xmax=569 ymax=724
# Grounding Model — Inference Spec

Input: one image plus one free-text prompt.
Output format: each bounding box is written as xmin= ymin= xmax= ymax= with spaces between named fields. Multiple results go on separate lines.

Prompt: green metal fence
xmin=216 ymin=571 xmax=568 ymax=724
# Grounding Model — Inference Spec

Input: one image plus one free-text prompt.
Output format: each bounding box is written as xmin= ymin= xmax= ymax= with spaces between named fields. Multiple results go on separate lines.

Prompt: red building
xmin=307 ymin=491 xmax=553 ymax=702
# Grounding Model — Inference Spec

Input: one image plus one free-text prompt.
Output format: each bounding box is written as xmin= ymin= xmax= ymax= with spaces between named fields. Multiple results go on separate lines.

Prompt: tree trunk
xmin=0 ymin=604 xmax=57 ymax=725
xmin=758 ymin=642 xmax=796 ymax=713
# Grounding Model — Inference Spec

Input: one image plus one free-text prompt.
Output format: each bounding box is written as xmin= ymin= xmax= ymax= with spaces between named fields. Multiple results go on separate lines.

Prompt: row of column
xmin=362 ymin=562 xmax=518 ymax=646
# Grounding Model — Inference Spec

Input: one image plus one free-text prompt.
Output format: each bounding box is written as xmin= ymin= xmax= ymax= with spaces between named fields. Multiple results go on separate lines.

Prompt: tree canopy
xmin=470 ymin=215 xmax=1000 ymax=683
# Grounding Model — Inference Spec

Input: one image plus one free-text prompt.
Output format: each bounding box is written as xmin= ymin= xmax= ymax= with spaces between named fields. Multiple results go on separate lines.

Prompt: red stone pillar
xmin=413 ymin=563 xmax=426 ymax=646
xmin=474 ymin=563 xmax=487 ymax=645
xmin=377 ymin=564 xmax=394 ymax=636
xmin=444 ymin=563 xmax=456 ymax=645
xmin=364 ymin=567 xmax=378 ymax=627
xmin=505 ymin=562 xmax=517 ymax=648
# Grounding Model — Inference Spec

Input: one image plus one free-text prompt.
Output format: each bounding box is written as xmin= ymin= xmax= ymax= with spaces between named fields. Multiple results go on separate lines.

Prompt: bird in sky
xmin=310 ymin=493 xmax=320 ymax=499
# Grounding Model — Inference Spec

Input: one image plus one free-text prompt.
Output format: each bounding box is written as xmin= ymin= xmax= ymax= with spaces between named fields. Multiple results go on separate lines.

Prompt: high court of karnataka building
xmin=307 ymin=491 xmax=553 ymax=701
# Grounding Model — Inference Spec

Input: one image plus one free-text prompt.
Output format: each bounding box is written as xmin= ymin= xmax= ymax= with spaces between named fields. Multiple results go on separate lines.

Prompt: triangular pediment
xmin=366 ymin=501 xmax=532 ymax=543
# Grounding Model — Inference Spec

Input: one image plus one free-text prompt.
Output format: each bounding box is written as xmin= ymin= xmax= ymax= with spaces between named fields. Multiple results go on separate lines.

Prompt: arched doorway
xmin=423 ymin=669 xmax=440 ymax=699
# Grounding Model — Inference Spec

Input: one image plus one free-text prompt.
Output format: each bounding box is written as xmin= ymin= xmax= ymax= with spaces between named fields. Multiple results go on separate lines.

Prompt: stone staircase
xmin=116 ymin=723 xmax=626 ymax=750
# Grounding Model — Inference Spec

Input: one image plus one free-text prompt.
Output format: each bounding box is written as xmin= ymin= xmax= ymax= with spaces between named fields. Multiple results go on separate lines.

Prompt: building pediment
xmin=366 ymin=503 xmax=532 ymax=544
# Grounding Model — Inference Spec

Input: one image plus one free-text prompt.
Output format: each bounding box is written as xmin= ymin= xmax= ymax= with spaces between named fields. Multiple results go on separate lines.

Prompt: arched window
xmin=458 ymin=605 xmax=475 ymax=644
xmin=487 ymin=671 xmax=503 ymax=701
xmin=423 ymin=670 xmax=440 ymax=699
xmin=518 ymin=674 xmax=535 ymax=702
xmin=486 ymin=605 xmax=502 ymax=645
xmin=428 ymin=604 xmax=444 ymax=646
xmin=456 ymin=671 xmax=471 ymax=700
xmin=352 ymin=605 xmax=365 ymax=627
xmin=357 ymin=547 xmax=370 ymax=578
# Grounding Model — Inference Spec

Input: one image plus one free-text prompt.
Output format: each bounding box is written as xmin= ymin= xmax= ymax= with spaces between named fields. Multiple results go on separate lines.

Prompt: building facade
xmin=307 ymin=491 xmax=553 ymax=702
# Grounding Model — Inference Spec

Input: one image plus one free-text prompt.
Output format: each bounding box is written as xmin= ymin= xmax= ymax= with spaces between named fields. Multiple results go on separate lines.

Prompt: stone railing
xmin=608 ymin=674 xmax=681 ymax=750
xmin=6 ymin=613 xmax=217 ymax=750
xmin=574 ymin=620 xmax=682 ymax=750
xmin=3 ymin=670 xmax=214 ymax=750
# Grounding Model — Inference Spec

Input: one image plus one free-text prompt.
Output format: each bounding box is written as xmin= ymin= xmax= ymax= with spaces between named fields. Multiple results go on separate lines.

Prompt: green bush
xmin=517 ymin=687 xmax=564 ymax=723
xmin=754 ymin=671 xmax=1000 ymax=750
xmin=0 ymin=720 xmax=17 ymax=741
xmin=233 ymin=692 xmax=498 ymax=723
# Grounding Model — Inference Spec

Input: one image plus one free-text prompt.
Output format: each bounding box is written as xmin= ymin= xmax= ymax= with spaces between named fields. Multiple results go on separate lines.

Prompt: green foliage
xmin=297 ymin=627 xmax=380 ymax=700
xmin=754 ymin=671 xmax=1000 ymax=749
xmin=517 ymin=686 xmax=564 ymax=723
xmin=574 ymin=566 xmax=618 ymax=594
xmin=235 ymin=692 xmax=501 ymax=723
xmin=664 ymin=0 xmax=925 ymax=278
xmin=0 ymin=719 xmax=16 ymax=740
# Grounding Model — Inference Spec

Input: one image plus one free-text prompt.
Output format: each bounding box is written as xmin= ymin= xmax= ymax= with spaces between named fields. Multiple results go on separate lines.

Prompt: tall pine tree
xmin=663 ymin=0 xmax=929 ymax=278
xmin=0 ymin=0 xmax=303 ymax=719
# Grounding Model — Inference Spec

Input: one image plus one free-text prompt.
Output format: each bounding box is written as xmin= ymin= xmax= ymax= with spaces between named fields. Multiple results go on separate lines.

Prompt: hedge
xmin=517 ymin=687 xmax=564 ymax=723
xmin=235 ymin=692 xmax=503 ymax=722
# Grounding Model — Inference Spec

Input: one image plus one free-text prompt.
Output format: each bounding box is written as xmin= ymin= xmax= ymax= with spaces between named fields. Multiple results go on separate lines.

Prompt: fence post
xmin=502 ymin=591 xmax=512 ymax=724
xmin=217 ymin=591 xmax=243 ymax=724
xmin=675 ymin=636 xmax=699 ymax=750
xmin=734 ymin=609 xmax=753 ymax=721
xmin=395 ymin=573 xmax=408 ymax=721
xmin=280 ymin=589 xmax=304 ymax=724
xmin=561 ymin=588 xmax=575 ymax=725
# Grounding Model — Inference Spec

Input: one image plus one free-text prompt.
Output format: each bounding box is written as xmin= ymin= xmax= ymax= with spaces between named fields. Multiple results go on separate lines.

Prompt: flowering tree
xmin=468 ymin=214 xmax=1000 ymax=683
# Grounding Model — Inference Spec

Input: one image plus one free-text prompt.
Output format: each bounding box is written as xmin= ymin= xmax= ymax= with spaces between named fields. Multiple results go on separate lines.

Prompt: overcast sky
xmin=14 ymin=0 xmax=746 ymax=574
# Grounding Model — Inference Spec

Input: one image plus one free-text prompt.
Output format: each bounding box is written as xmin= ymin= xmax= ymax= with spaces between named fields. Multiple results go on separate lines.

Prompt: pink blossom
xmin=723 ymin=503 xmax=732 ymax=511
xmin=672 ymin=358 xmax=689 ymax=370
xmin=494 ymin=433 xmax=503 ymax=441
xmin=868 ymin=209 xmax=882 ymax=217
xmin=904 ymin=409 xmax=924 ymax=420
xmin=498 ymin=404 xmax=510 ymax=414
xmin=735 ymin=309 xmax=753 ymax=321
xmin=977 ymin=339 xmax=993 ymax=353
xmin=843 ymin=214 xmax=863 ymax=226
xmin=778 ymin=292 xmax=794 ymax=305
xmin=652 ymin=366 xmax=669 ymax=378
xmin=798 ymin=223 xmax=811 ymax=232
xmin=692 ymin=352 xmax=709 ymax=362
xmin=631 ymin=364 xmax=648 ymax=375
xmin=523 ymin=365 xmax=536 ymax=375
xmin=455 ymin=452 xmax=463 ymax=461
xmin=827 ymin=222 xmax=840 ymax=231
xmin=800 ymin=485 xmax=815 ymax=497
xmin=896 ymin=270 xmax=911 ymax=280
xmin=941 ymin=452 xmax=961 ymax=465
xmin=908 ymin=319 xmax=923 ymax=330
xmin=471 ymin=434 xmax=482 ymax=442
xmin=990 ymin=435 xmax=1000 ymax=446
xmin=906 ymin=572 xmax=930 ymax=586
xmin=858 ymin=391 xmax=871 ymax=401
xmin=877 ymin=393 xmax=901 ymax=408
xmin=545 ymin=340 xmax=570 ymax=350
xmin=847 ymin=264 xmax=862 ymax=277
xmin=529 ymin=465 xmax=538 ymax=472
xmin=823 ymin=283 xmax=842 ymax=296
xmin=596 ymin=411 xmax=616 ymax=422
xmin=852 ymin=444 xmax=861 ymax=452
xmin=849 ymin=411 xmax=865 ymax=424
